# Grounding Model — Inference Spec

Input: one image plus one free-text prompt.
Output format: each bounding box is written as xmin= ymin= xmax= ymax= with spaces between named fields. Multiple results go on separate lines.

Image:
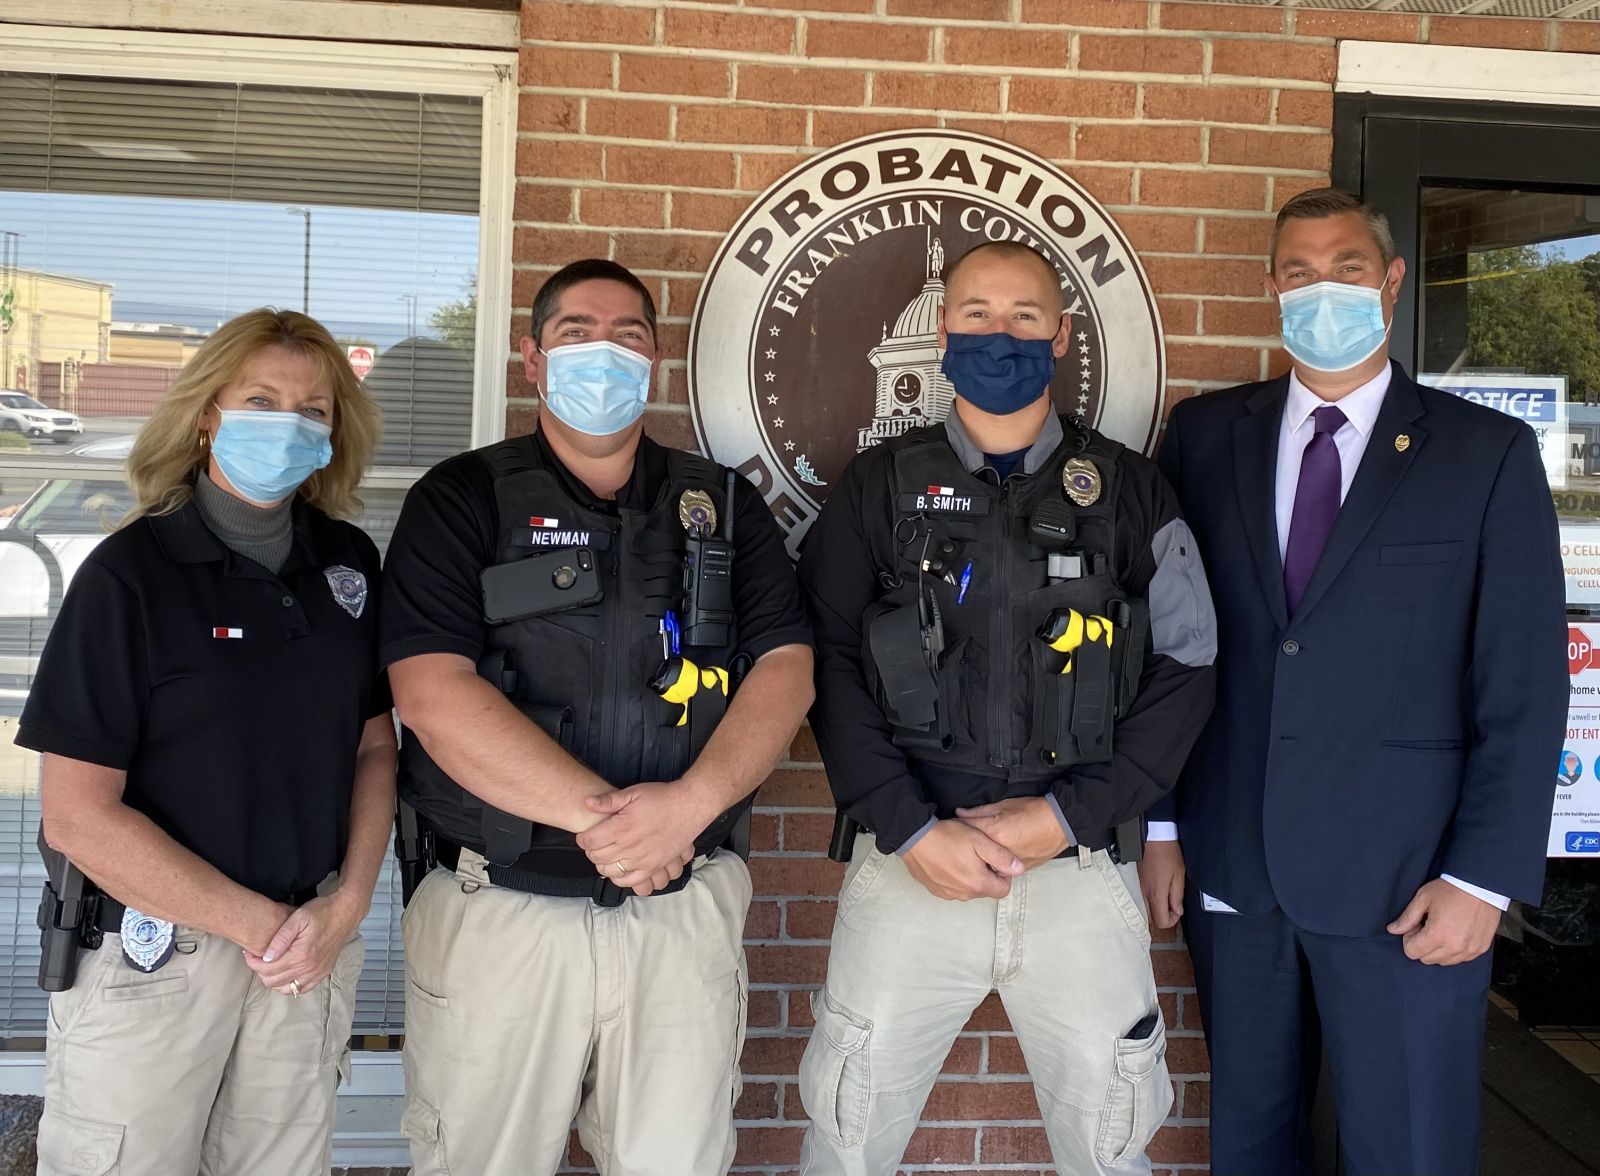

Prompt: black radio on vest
xmin=680 ymin=472 xmax=737 ymax=647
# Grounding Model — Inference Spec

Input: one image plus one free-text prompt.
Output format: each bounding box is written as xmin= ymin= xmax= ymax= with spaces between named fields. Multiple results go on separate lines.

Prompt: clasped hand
xmin=243 ymin=891 xmax=362 ymax=997
xmin=575 ymin=781 xmax=711 ymax=897
xmin=904 ymin=797 xmax=1068 ymax=901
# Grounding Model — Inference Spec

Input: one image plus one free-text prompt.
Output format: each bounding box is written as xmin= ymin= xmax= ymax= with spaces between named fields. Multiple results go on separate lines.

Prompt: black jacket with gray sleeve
xmin=799 ymin=409 xmax=1218 ymax=855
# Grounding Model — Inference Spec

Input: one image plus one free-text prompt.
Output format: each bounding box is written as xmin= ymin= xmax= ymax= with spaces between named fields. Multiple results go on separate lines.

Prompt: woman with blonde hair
xmin=19 ymin=308 xmax=396 ymax=1176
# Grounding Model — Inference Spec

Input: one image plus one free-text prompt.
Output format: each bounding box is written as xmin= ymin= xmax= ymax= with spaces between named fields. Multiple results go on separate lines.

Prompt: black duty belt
xmin=93 ymin=886 xmax=322 ymax=934
xmin=435 ymin=838 xmax=694 ymax=908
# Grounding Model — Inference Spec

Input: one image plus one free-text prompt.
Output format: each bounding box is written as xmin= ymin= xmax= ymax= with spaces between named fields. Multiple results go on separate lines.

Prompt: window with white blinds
xmin=0 ymin=61 xmax=505 ymax=1041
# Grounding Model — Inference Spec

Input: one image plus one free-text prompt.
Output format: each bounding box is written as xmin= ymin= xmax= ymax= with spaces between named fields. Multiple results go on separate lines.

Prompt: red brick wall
xmin=511 ymin=3 xmax=1598 ymax=1171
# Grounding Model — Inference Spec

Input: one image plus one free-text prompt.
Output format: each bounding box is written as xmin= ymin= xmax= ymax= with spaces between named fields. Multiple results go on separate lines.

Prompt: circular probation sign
xmin=690 ymin=129 xmax=1164 ymax=552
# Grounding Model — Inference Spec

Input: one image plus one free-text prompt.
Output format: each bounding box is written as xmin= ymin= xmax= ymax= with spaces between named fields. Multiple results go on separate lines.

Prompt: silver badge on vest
xmin=678 ymin=489 xmax=717 ymax=535
xmin=324 ymin=565 xmax=368 ymax=618
xmin=120 ymin=908 xmax=175 ymax=973
xmin=1063 ymin=458 xmax=1103 ymax=507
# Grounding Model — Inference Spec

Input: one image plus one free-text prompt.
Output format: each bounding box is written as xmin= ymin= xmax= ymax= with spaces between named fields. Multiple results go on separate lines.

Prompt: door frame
xmin=1333 ymin=92 xmax=1600 ymax=371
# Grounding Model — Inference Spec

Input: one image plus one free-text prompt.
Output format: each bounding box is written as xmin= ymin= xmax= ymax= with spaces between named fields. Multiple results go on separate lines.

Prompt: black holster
xmin=36 ymin=831 xmax=100 ymax=992
xmin=395 ymin=799 xmax=437 ymax=907
xmin=829 ymin=812 xmax=864 ymax=863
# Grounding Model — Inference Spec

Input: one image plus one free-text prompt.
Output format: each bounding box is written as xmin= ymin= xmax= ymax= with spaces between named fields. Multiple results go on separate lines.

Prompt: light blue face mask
xmin=540 ymin=340 xmax=653 ymax=436
xmin=1277 ymin=277 xmax=1393 ymax=373
xmin=211 ymin=409 xmax=333 ymax=504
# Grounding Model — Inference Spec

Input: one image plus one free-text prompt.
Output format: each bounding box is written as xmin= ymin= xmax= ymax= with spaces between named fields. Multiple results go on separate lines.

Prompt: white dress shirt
xmin=1149 ymin=366 xmax=1510 ymax=912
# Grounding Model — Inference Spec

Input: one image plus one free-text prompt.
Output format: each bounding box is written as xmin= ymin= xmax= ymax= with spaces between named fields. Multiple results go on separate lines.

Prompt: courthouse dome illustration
xmin=857 ymin=234 xmax=956 ymax=451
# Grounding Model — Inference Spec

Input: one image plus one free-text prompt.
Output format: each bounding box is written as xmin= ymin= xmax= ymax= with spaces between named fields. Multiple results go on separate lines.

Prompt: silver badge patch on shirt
xmin=324 ymin=565 xmax=367 ymax=619
xmin=120 ymin=908 xmax=175 ymax=973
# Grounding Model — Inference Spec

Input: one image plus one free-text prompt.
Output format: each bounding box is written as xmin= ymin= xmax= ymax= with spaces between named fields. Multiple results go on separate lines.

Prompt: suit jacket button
xmin=1282 ymin=639 xmax=1300 ymax=656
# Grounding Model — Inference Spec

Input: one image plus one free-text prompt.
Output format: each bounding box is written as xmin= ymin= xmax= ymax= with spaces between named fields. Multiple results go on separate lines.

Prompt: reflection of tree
xmin=1467 ymin=246 xmax=1600 ymax=401
xmin=430 ymin=272 xmax=477 ymax=353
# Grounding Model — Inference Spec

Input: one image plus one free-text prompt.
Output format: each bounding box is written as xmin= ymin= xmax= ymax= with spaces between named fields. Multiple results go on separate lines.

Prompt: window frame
xmin=0 ymin=21 xmax=519 ymax=467
xmin=0 ymin=23 xmax=516 ymax=1160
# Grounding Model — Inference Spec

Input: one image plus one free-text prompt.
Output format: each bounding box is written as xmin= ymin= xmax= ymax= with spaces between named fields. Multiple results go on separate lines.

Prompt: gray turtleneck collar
xmin=193 ymin=473 xmax=294 ymax=574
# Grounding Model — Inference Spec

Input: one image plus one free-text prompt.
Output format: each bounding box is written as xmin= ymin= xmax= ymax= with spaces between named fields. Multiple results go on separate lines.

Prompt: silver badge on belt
xmin=120 ymin=908 xmax=175 ymax=973
xmin=324 ymin=565 xmax=368 ymax=618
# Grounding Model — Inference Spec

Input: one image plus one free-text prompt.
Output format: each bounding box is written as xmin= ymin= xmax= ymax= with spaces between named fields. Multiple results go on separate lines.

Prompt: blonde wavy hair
xmin=125 ymin=308 xmax=382 ymax=523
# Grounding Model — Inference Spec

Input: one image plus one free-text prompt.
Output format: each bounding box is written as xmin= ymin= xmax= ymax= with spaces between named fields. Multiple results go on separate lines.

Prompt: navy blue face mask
xmin=940 ymin=331 xmax=1057 ymax=416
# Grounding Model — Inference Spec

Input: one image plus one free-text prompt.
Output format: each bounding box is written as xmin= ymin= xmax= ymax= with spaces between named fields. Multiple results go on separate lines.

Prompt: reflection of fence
xmin=36 ymin=362 xmax=177 ymax=417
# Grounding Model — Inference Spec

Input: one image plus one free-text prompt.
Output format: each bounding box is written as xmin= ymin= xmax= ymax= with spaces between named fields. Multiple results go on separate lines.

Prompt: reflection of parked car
xmin=0 ymin=390 xmax=84 ymax=443
xmin=0 ymin=436 xmax=133 ymax=712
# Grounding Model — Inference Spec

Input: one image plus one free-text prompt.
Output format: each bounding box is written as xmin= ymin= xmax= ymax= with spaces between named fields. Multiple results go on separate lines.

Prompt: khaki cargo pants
xmin=36 ymin=925 xmax=363 ymax=1176
xmin=401 ymin=846 xmax=752 ymax=1176
xmin=798 ymin=837 xmax=1173 ymax=1175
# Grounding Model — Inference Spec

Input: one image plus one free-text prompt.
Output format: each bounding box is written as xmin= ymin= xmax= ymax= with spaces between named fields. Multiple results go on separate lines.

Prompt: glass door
xmin=1347 ymin=97 xmax=1600 ymax=1175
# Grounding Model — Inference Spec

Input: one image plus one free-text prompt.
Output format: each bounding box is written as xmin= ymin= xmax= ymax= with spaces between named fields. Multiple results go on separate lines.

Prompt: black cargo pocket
xmin=1022 ymin=578 xmax=1119 ymax=766
xmin=863 ymin=601 xmax=940 ymax=736
xmin=401 ymin=1096 xmax=452 ymax=1176
xmin=37 ymin=1108 xmax=123 ymax=1175
xmin=799 ymin=988 xmax=872 ymax=1148
xmin=524 ymin=702 xmax=575 ymax=747
xmin=931 ymin=637 xmax=972 ymax=749
xmin=1095 ymin=1019 xmax=1173 ymax=1165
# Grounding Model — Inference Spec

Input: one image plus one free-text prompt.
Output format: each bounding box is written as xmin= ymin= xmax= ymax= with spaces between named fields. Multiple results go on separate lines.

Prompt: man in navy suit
xmin=1138 ymin=188 xmax=1567 ymax=1176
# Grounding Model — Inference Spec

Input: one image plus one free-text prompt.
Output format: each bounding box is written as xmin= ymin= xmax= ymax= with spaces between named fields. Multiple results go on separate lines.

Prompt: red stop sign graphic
xmin=1570 ymin=626 xmax=1595 ymax=676
xmin=346 ymin=346 xmax=375 ymax=380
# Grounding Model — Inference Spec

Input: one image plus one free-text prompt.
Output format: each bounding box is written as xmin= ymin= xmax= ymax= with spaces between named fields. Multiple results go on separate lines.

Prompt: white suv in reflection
xmin=0 ymin=391 xmax=85 ymax=443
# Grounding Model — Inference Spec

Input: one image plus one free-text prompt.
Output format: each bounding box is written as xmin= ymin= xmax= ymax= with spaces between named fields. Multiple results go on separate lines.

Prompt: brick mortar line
xmin=515 ymin=114 xmax=1337 ymax=132
xmin=515 ymin=139 xmax=1331 ymax=171
xmin=523 ymin=2 xmax=1463 ymax=43
xmin=513 ymin=230 xmax=1278 ymax=249
xmin=520 ymin=40 xmax=1337 ymax=86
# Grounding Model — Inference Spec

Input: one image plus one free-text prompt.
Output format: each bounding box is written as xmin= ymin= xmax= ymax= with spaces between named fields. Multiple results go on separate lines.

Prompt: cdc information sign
xmin=1559 ymin=623 xmax=1600 ymax=857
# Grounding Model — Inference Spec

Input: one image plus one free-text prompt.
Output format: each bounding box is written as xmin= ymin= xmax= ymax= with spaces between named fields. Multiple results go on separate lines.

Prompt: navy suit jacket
xmin=1156 ymin=362 xmax=1567 ymax=936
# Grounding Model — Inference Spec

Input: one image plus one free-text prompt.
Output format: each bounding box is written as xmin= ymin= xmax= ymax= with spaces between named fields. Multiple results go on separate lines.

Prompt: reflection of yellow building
xmin=109 ymin=323 xmax=206 ymax=368
xmin=0 ymin=268 xmax=112 ymax=392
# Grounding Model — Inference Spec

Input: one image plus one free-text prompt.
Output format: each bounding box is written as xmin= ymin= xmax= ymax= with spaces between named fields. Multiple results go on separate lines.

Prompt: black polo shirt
xmin=381 ymin=427 xmax=812 ymax=690
xmin=17 ymin=501 xmax=390 ymax=901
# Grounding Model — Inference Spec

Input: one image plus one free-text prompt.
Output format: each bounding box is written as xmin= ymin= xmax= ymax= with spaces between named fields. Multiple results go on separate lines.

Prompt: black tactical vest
xmin=863 ymin=417 xmax=1148 ymax=783
xmin=398 ymin=435 xmax=743 ymax=872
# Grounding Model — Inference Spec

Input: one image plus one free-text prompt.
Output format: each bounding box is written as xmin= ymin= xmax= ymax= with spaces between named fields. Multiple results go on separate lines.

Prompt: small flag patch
xmin=212 ymin=627 xmax=244 ymax=639
xmin=528 ymin=517 xmax=561 ymax=528
xmin=927 ymin=485 xmax=955 ymax=496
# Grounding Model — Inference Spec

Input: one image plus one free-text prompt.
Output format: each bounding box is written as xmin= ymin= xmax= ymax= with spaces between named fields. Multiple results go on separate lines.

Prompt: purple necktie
xmin=1283 ymin=404 xmax=1347 ymax=616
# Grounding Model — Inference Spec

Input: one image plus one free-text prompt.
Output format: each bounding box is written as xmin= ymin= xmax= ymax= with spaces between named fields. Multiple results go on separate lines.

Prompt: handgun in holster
xmin=395 ymin=799 xmax=436 ymax=908
xmin=36 ymin=829 xmax=100 ymax=992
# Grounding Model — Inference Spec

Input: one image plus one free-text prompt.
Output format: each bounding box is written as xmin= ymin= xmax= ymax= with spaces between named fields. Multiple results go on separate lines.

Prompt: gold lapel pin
xmin=1394 ymin=434 xmax=1410 ymax=453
